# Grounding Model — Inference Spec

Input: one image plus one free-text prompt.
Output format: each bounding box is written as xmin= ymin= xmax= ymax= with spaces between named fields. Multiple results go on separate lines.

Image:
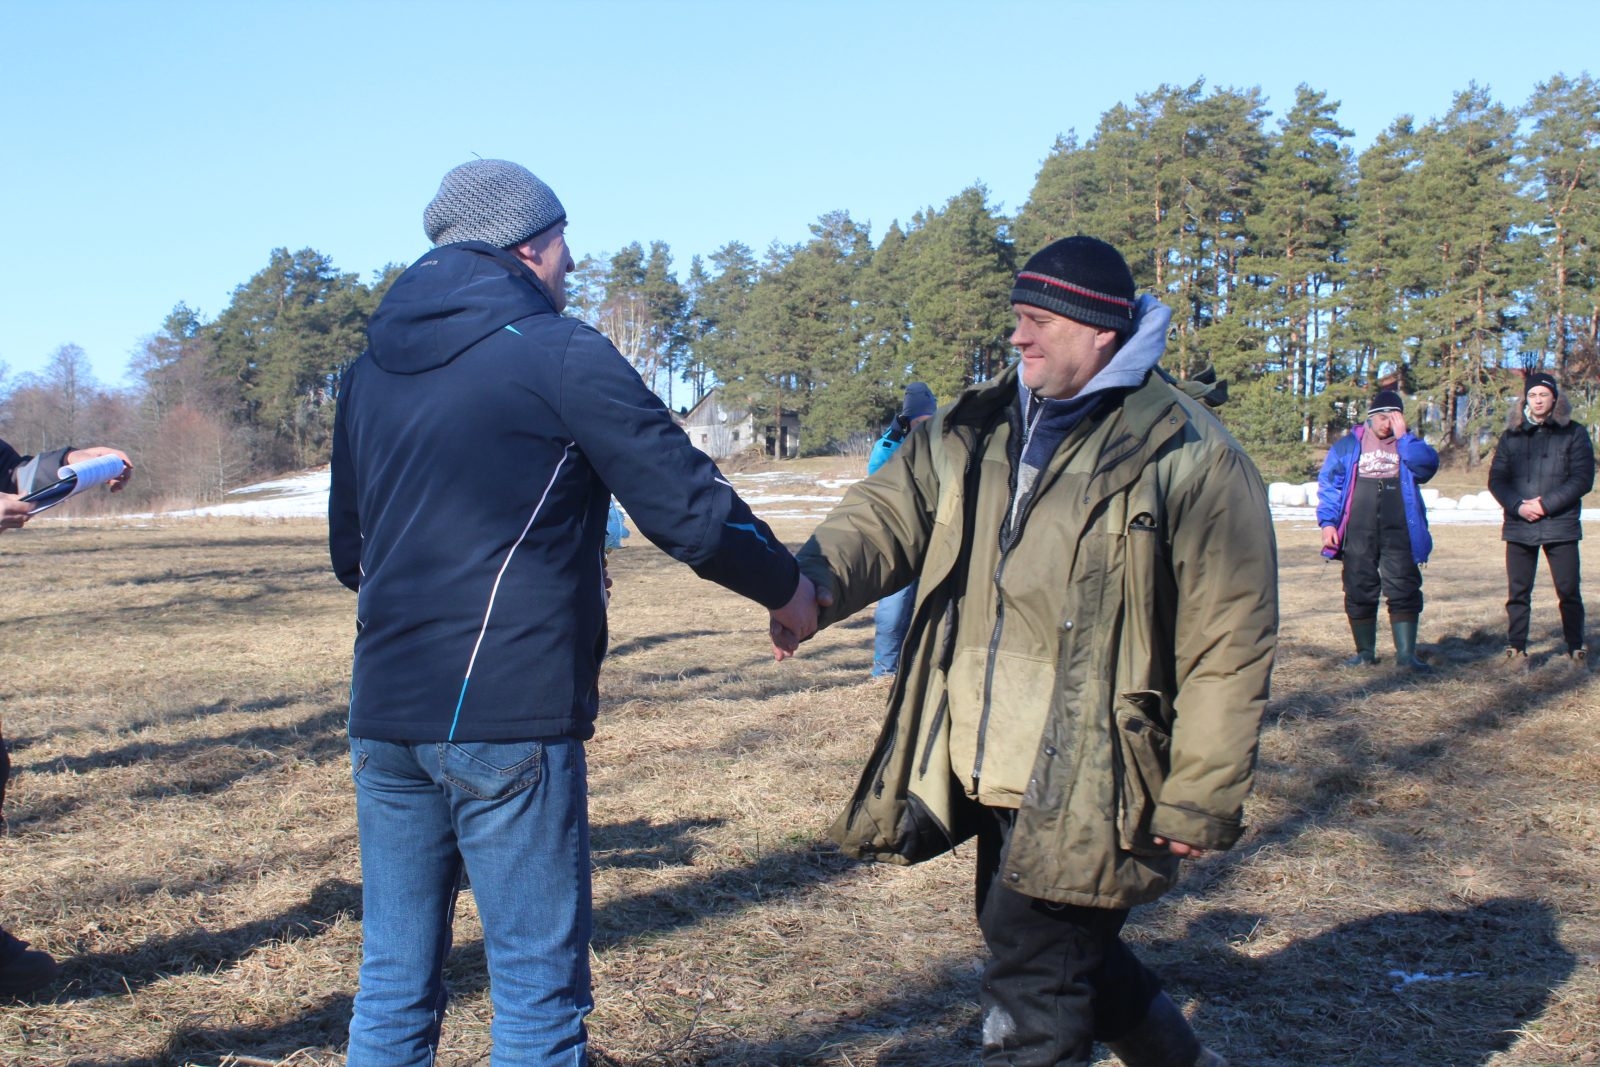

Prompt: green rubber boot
xmin=1392 ymin=617 xmax=1432 ymax=672
xmin=1343 ymin=617 xmax=1378 ymax=666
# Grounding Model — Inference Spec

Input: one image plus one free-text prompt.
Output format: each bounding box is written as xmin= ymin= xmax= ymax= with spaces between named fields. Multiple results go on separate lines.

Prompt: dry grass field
xmin=1 ymin=491 xmax=1596 ymax=1066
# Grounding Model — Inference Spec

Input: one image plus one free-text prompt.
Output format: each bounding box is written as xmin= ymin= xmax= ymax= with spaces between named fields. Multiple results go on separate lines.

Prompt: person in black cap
xmin=331 ymin=159 xmax=822 ymax=1065
xmin=778 ymin=235 xmax=1277 ymax=1066
xmin=1488 ymin=371 xmax=1594 ymax=662
xmin=1316 ymin=389 xmax=1440 ymax=669
xmin=865 ymin=382 xmax=937 ymax=678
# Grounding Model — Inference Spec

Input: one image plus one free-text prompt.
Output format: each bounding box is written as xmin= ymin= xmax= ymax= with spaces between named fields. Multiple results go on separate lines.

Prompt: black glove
xmin=885 ymin=413 xmax=911 ymax=443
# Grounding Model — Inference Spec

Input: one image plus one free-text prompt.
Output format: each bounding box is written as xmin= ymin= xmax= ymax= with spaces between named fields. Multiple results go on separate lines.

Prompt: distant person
xmin=1317 ymin=390 xmax=1439 ymax=670
xmin=866 ymin=382 xmax=936 ymax=679
xmin=1488 ymin=372 xmax=1594 ymax=663
xmin=1 ymin=436 xmax=132 ymax=999
xmin=329 ymin=159 xmax=822 ymax=1066
xmin=775 ymin=236 xmax=1276 ymax=1067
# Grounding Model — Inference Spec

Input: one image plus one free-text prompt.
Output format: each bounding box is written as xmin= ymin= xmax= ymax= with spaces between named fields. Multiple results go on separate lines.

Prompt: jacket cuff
xmin=796 ymin=557 xmax=841 ymax=626
xmin=1151 ymin=802 xmax=1243 ymax=851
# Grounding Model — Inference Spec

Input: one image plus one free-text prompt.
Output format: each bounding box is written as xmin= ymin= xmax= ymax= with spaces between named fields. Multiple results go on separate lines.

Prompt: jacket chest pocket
xmin=1114 ymin=481 xmax=1167 ymax=659
xmin=1112 ymin=691 xmax=1172 ymax=856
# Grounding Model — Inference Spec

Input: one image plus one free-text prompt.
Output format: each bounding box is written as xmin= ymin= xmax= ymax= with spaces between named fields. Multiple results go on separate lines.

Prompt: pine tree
xmin=900 ymin=186 xmax=1016 ymax=395
xmin=690 ymin=241 xmax=759 ymax=402
xmin=1339 ymin=117 xmax=1422 ymax=428
xmin=1249 ymin=86 xmax=1355 ymax=439
xmin=1519 ymin=73 xmax=1600 ymax=381
xmin=734 ymin=212 xmax=872 ymax=453
xmin=210 ymin=248 xmax=372 ymax=469
xmin=1406 ymin=85 xmax=1525 ymax=460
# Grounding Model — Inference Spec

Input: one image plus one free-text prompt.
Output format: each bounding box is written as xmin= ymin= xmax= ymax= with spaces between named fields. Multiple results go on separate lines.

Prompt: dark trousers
xmin=975 ymin=806 xmax=1161 ymax=1066
xmin=1341 ymin=478 xmax=1422 ymax=619
xmin=1506 ymin=541 xmax=1585 ymax=652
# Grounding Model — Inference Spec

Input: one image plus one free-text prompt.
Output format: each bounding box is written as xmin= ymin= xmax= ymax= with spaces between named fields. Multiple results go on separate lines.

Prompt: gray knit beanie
xmin=423 ymin=159 xmax=567 ymax=248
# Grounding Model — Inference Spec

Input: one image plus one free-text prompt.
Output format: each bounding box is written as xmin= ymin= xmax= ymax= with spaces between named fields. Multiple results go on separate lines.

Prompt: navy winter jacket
xmin=330 ymin=243 xmax=799 ymax=743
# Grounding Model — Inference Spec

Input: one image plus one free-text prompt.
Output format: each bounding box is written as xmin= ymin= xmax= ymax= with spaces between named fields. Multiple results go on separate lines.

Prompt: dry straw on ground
xmin=0 ymin=503 xmax=1596 ymax=1065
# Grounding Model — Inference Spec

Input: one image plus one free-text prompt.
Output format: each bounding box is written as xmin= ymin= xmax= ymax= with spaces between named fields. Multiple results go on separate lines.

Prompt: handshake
xmin=768 ymin=573 xmax=833 ymax=661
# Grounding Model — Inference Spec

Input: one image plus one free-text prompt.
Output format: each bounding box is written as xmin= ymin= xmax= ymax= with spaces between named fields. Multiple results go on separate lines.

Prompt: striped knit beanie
xmin=1010 ymin=236 xmax=1137 ymax=334
xmin=423 ymin=159 xmax=567 ymax=249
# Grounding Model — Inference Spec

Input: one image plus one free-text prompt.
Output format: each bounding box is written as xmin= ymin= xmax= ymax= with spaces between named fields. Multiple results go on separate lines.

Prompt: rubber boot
xmin=1342 ymin=617 xmax=1378 ymax=666
xmin=1391 ymin=618 xmax=1431 ymax=672
xmin=1104 ymin=991 xmax=1228 ymax=1067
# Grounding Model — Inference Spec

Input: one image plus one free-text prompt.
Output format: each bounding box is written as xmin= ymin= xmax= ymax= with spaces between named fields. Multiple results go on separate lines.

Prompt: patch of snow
xmin=149 ymin=467 xmax=1600 ymax=528
xmin=162 ymin=469 xmax=332 ymax=519
xmin=1388 ymin=969 xmax=1483 ymax=993
xmin=740 ymin=494 xmax=846 ymax=505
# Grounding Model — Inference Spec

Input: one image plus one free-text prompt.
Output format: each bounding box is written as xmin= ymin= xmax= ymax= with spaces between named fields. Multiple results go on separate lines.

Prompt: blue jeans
xmin=347 ymin=736 xmax=592 ymax=1067
xmin=871 ymin=581 xmax=917 ymax=677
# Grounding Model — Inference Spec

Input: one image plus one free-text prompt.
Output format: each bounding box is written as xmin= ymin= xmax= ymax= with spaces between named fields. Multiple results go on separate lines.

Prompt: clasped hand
xmin=769 ymin=574 xmax=832 ymax=661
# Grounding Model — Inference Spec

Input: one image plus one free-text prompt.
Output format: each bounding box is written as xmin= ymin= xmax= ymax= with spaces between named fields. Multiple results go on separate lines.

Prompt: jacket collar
xmin=944 ymin=364 xmax=1188 ymax=498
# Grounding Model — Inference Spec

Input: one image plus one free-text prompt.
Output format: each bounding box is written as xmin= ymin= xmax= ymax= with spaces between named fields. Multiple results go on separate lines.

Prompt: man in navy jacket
xmin=330 ymin=159 xmax=820 ymax=1066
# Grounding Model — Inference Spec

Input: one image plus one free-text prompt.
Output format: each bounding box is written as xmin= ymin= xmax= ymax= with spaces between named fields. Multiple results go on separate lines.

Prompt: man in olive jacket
xmin=788 ymin=238 xmax=1277 ymax=1067
xmin=1488 ymin=371 xmax=1595 ymax=660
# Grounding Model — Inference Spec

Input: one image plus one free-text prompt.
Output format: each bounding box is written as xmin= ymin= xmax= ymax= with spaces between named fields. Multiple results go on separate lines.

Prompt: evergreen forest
xmin=3 ymin=76 xmax=1598 ymax=502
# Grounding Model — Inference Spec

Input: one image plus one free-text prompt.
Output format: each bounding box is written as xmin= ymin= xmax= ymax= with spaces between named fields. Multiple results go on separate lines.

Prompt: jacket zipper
xmin=971 ymin=398 xmax=1043 ymax=787
xmin=969 ymin=397 xmax=1177 ymax=787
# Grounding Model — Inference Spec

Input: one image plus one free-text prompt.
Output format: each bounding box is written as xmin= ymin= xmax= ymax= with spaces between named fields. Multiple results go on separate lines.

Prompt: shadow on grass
xmin=112 ymin=562 xmax=331 ymax=588
xmin=1163 ymin=898 xmax=1574 ymax=1067
xmin=607 ymin=629 xmax=728 ymax=657
xmin=592 ymin=815 xmax=728 ymax=870
xmin=9 ymin=701 xmax=350 ymax=832
xmin=604 ymin=639 xmax=875 ymax=705
xmin=66 ymin=991 xmax=352 ymax=1067
xmin=51 ymin=878 xmax=360 ymax=1007
xmin=596 ymin=957 xmax=980 ymax=1067
xmin=12 ymin=693 xmax=324 ymax=772
xmin=1247 ymin=622 xmax=1581 ymax=830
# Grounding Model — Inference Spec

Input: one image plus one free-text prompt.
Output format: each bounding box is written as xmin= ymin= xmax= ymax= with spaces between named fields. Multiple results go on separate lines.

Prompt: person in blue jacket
xmin=866 ymin=382 xmax=936 ymax=677
xmin=1317 ymin=390 xmax=1439 ymax=670
xmin=329 ymin=159 xmax=822 ymax=1067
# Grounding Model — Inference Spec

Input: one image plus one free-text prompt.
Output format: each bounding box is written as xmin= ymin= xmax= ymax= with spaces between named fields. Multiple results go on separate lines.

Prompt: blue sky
xmin=3 ymin=0 xmax=1596 ymax=389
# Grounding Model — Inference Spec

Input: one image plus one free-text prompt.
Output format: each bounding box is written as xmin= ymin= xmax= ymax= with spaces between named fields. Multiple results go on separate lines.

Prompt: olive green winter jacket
xmin=797 ymin=366 xmax=1278 ymax=908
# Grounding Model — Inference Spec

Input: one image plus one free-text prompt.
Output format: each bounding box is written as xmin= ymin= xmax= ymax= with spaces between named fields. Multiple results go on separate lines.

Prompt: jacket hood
xmin=1507 ymin=388 xmax=1573 ymax=431
xmin=366 ymin=242 xmax=559 ymax=375
xmin=1084 ymin=295 xmax=1172 ymax=397
xmin=1016 ymin=294 xmax=1172 ymax=418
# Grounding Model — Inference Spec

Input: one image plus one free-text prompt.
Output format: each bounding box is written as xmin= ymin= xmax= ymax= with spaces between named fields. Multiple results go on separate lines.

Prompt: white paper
xmin=24 ymin=454 xmax=128 ymax=513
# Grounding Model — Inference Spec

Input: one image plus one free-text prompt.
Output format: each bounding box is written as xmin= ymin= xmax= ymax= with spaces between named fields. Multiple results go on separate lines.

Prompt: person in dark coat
xmin=330 ymin=159 xmax=822 ymax=1065
xmin=1487 ymin=371 xmax=1595 ymax=661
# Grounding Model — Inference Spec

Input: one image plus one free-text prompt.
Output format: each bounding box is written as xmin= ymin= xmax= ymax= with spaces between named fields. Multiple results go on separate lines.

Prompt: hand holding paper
xmin=20 ymin=453 xmax=133 ymax=513
xmin=64 ymin=447 xmax=134 ymax=491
